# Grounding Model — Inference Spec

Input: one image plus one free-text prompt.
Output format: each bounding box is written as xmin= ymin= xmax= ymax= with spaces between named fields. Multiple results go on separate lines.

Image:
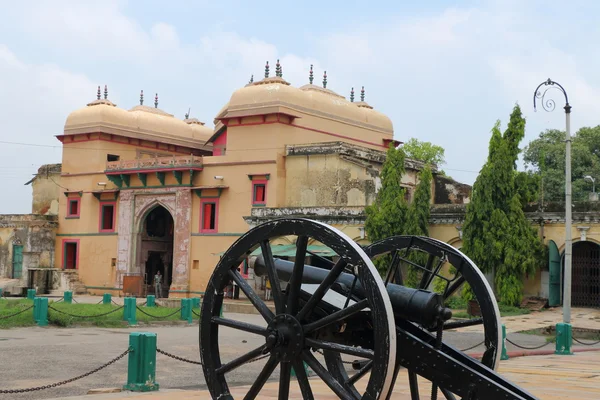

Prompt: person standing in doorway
xmin=154 ymin=270 xmax=163 ymax=298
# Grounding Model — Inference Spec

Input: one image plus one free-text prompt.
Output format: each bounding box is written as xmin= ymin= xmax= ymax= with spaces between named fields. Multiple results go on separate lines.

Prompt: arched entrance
xmin=569 ymin=241 xmax=600 ymax=308
xmin=139 ymin=205 xmax=174 ymax=298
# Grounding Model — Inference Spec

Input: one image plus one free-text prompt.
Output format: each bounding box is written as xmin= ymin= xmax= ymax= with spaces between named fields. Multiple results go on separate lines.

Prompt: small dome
xmin=185 ymin=118 xmax=213 ymax=142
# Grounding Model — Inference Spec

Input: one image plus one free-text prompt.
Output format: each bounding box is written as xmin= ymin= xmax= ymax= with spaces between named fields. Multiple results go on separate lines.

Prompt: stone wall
xmin=26 ymin=164 xmax=62 ymax=216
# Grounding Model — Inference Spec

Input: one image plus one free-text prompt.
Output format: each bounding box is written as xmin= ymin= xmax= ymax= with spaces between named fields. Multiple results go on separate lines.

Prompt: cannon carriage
xmin=199 ymin=218 xmax=539 ymax=400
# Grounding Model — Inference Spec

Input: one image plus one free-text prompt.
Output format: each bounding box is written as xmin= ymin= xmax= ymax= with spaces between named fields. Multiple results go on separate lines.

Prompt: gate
xmin=12 ymin=245 xmax=23 ymax=279
xmin=548 ymin=240 xmax=561 ymax=306
xmin=571 ymin=241 xmax=600 ymax=308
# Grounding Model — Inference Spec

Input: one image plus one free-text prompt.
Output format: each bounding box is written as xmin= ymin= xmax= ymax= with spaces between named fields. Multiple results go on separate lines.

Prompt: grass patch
xmin=1 ymin=299 xmax=188 ymax=328
xmin=444 ymin=296 xmax=467 ymax=310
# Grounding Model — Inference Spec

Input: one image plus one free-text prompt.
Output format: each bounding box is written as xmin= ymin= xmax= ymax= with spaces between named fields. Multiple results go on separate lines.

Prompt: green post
xmin=103 ymin=293 xmax=112 ymax=305
xmin=123 ymin=297 xmax=137 ymax=325
xmin=123 ymin=332 xmax=159 ymax=392
xmin=220 ymin=304 xmax=224 ymax=317
xmin=147 ymin=295 xmax=156 ymax=307
xmin=555 ymin=322 xmax=573 ymax=355
xmin=181 ymin=298 xmax=192 ymax=323
xmin=192 ymin=297 xmax=200 ymax=309
xmin=291 ymin=362 xmax=309 ymax=377
xmin=64 ymin=291 xmax=73 ymax=304
xmin=0 ymin=288 xmax=3 ymax=298
xmin=501 ymin=324 xmax=509 ymax=360
xmin=34 ymin=297 xmax=48 ymax=327
xmin=27 ymin=289 xmax=36 ymax=300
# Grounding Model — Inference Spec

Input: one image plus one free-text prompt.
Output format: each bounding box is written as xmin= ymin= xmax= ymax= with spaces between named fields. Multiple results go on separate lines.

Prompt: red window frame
xmin=66 ymin=198 xmax=80 ymax=218
xmin=99 ymin=201 xmax=116 ymax=233
xmin=62 ymin=239 xmax=80 ymax=270
xmin=200 ymin=198 xmax=219 ymax=233
xmin=252 ymin=180 xmax=268 ymax=206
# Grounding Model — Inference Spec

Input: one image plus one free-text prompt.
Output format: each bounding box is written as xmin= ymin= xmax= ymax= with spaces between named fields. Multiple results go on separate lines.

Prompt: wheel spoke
xmin=278 ymin=362 xmax=291 ymax=400
xmin=296 ymin=258 xmax=348 ymax=321
xmin=303 ymin=298 xmax=369 ymax=334
xmin=384 ymin=250 xmax=403 ymax=286
xmin=261 ymin=240 xmax=285 ymax=315
xmin=302 ymin=350 xmax=357 ymax=400
xmin=293 ymin=361 xmax=314 ymax=400
xmin=230 ymin=269 xmax=274 ymax=322
xmin=423 ymin=256 xmax=447 ymax=290
xmin=346 ymin=359 xmax=373 ymax=385
xmin=305 ymin=338 xmax=374 ymax=359
xmin=440 ymin=318 xmax=484 ymax=331
xmin=343 ymin=275 xmax=358 ymax=309
xmin=307 ymin=250 xmax=335 ymax=268
xmin=216 ymin=345 xmax=268 ymax=375
xmin=418 ymin=253 xmax=437 ymax=289
xmin=444 ymin=275 xmax=465 ymax=299
xmin=243 ymin=355 xmax=279 ymax=400
xmin=408 ymin=371 xmax=420 ymax=400
xmin=441 ymin=387 xmax=458 ymax=400
xmin=286 ymin=235 xmax=309 ymax=315
xmin=211 ymin=316 xmax=269 ymax=336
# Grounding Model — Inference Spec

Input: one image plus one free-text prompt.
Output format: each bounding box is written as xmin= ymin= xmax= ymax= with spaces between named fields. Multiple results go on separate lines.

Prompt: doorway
xmin=570 ymin=241 xmax=600 ymax=308
xmin=140 ymin=206 xmax=174 ymax=297
xmin=12 ymin=244 xmax=23 ymax=278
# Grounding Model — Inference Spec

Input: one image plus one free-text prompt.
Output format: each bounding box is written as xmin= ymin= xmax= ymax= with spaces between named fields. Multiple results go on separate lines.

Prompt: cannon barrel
xmin=252 ymin=255 xmax=451 ymax=328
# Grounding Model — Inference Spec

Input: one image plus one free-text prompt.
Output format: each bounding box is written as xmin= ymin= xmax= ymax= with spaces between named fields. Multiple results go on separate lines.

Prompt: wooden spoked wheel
xmin=323 ymin=235 xmax=502 ymax=400
xmin=199 ymin=218 xmax=397 ymax=400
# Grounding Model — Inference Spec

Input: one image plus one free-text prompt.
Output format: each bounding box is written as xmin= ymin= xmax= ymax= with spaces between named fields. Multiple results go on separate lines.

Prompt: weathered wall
xmin=433 ymin=175 xmax=471 ymax=204
xmin=28 ymin=164 xmax=62 ymax=215
xmin=0 ymin=215 xmax=57 ymax=286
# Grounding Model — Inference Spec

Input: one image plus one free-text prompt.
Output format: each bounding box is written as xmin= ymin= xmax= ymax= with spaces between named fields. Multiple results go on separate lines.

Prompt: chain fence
xmin=136 ymin=306 xmax=181 ymax=319
xmin=157 ymin=348 xmax=202 ymax=365
xmin=0 ymin=349 xmax=129 ymax=394
xmin=573 ymin=337 xmax=600 ymax=346
xmin=192 ymin=309 xmax=201 ymax=317
xmin=0 ymin=304 xmax=34 ymax=320
xmin=48 ymin=305 xmax=125 ymax=319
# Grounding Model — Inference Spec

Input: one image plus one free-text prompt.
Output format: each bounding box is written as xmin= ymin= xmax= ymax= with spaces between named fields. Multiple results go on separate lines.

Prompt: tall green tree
xmin=402 ymin=138 xmax=446 ymax=167
xmin=365 ymin=144 xmax=409 ymax=272
xmin=462 ymin=104 xmax=544 ymax=306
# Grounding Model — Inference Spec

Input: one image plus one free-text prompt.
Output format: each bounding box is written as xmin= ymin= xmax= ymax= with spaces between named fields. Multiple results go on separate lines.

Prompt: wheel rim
xmin=199 ymin=218 xmax=397 ymax=400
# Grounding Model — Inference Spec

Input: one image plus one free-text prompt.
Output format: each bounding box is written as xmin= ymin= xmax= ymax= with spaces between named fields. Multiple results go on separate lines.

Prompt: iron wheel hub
xmin=265 ymin=314 xmax=304 ymax=362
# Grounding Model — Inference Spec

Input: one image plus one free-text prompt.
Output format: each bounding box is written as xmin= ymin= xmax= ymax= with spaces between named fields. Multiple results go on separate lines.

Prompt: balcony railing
xmin=106 ymin=155 xmax=203 ymax=173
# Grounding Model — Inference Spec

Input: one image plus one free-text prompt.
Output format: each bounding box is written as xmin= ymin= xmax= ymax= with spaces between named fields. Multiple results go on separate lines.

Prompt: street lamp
xmin=533 ymin=78 xmax=573 ymax=355
xmin=584 ymin=175 xmax=595 ymax=193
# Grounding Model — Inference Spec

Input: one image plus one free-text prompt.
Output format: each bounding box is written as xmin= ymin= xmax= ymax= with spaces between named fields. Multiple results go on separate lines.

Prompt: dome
xmin=63 ymin=92 xmax=215 ymax=148
xmin=222 ymin=76 xmax=393 ymax=134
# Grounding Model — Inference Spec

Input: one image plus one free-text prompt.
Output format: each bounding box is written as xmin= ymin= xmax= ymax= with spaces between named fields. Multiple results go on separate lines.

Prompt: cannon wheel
xmin=322 ymin=235 xmax=502 ymax=400
xmin=199 ymin=218 xmax=397 ymax=399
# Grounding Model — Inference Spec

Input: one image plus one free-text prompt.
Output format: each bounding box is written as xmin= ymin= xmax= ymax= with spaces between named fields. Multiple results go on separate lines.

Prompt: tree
xmin=461 ymin=104 xmax=545 ymax=306
xmin=523 ymin=126 xmax=600 ymax=202
xmin=364 ymin=143 xmax=409 ymax=272
xmin=402 ymin=138 xmax=446 ymax=167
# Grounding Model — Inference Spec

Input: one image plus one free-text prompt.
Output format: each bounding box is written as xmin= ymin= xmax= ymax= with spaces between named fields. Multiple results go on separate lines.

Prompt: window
xmin=62 ymin=240 xmax=79 ymax=269
xmin=107 ymin=154 xmax=120 ymax=162
xmin=66 ymin=198 xmax=80 ymax=218
xmin=252 ymin=180 xmax=268 ymax=206
xmin=99 ymin=202 xmax=116 ymax=232
xmin=200 ymin=199 xmax=218 ymax=233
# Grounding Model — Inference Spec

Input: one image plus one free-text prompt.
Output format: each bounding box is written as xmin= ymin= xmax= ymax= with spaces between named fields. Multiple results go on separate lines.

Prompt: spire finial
xmin=185 ymin=107 xmax=190 ymax=120
xmin=265 ymin=61 xmax=270 ymax=78
xmin=309 ymin=64 xmax=314 ymax=84
xmin=323 ymin=71 xmax=327 ymax=88
xmin=360 ymin=86 xmax=365 ymax=102
xmin=249 ymin=74 xmax=254 ymax=84
xmin=140 ymin=90 xmax=144 ymax=105
xmin=97 ymin=86 xmax=101 ymax=100
xmin=104 ymin=85 xmax=108 ymax=100
xmin=275 ymin=59 xmax=281 ymax=77
xmin=350 ymin=87 xmax=354 ymax=102
xmin=154 ymin=93 xmax=158 ymax=108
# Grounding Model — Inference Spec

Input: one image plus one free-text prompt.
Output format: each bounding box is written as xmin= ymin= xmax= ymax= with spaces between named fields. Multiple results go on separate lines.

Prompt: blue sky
xmin=1 ymin=0 xmax=600 ymax=213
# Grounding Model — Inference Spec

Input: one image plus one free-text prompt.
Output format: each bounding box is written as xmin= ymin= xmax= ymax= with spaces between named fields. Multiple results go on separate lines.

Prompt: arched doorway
xmin=569 ymin=241 xmax=600 ymax=307
xmin=140 ymin=205 xmax=174 ymax=298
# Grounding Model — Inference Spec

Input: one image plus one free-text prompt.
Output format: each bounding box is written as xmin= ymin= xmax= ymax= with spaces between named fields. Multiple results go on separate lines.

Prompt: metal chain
xmin=460 ymin=340 xmax=485 ymax=352
xmin=157 ymin=348 xmax=202 ymax=365
xmin=506 ymin=338 xmax=551 ymax=350
xmin=192 ymin=309 xmax=201 ymax=317
xmin=0 ymin=349 xmax=129 ymax=394
xmin=135 ymin=306 xmax=181 ymax=319
xmin=48 ymin=305 xmax=124 ymax=318
xmin=0 ymin=304 xmax=34 ymax=320
xmin=573 ymin=337 xmax=600 ymax=346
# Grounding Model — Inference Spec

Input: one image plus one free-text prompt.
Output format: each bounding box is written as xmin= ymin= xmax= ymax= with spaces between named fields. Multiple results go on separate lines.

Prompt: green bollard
xmin=501 ymin=324 xmax=509 ymax=360
xmin=123 ymin=297 xmax=137 ymax=325
xmin=147 ymin=295 xmax=156 ymax=307
xmin=103 ymin=293 xmax=112 ymax=305
xmin=34 ymin=297 xmax=48 ymax=326
xmin=180 ymin=298 xmax=192 ymax=324
xmin=220 ymin=305 xmax=224 ymax=317
xmin=64 ymin=291 xmax=73 ymax=304
xmin=27 ymin=289 xmax=36 ymax=300
xmin=555 ymin=322 xmax=573 ymax=355
xmin=0 ymin=288 xmax=3 ymax=298
xmin=123 ymin=332 xmax=160 ymax=392
xmin=192 ymin=297 xmax=200 ymax=309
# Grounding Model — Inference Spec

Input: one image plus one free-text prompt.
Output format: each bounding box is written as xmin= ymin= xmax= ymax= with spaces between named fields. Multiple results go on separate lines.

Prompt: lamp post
xmin=584 ymin=175 xmax=595 ymax=193
xmin=533 ymin=78 xmax=573 ymax=355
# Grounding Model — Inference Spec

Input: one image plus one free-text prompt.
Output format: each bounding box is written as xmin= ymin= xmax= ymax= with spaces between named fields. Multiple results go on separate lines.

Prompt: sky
xmin=1 ymin=0 xmax=600 ymax=214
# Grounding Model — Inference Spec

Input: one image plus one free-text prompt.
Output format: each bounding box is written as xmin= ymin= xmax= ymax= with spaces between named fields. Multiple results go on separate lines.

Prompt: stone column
xmin=170 ymin=189 xmax=192 ymax=297
xmin=116 ymin=191 xmax=134 ymax=287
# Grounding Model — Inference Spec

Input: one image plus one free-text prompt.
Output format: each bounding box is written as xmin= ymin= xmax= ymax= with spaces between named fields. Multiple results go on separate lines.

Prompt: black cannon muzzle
xmin=251 ymin=255 xmax=451 ymax=329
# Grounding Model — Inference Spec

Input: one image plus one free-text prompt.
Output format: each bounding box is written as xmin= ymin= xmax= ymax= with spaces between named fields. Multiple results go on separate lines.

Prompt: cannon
xmin=199 ymin=218 xmax=539 ymax=400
